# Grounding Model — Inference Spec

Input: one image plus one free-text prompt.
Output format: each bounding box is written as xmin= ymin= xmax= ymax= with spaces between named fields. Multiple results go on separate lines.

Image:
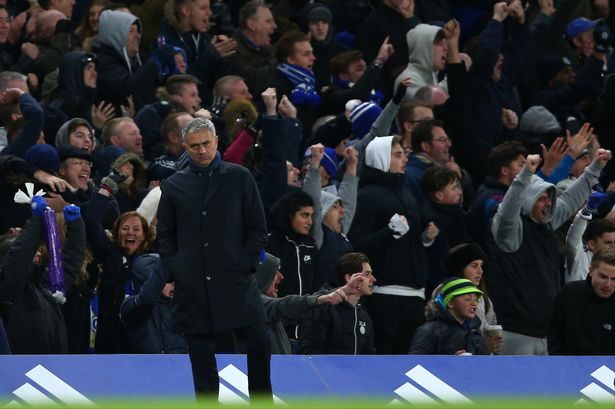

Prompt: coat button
xmin=205 ymin=275 xmax=211 ymax=280
xmin=203 ymin=243 xmax=209 ymax=248
xmin=201 ymin=211 xmax=207 ymax=216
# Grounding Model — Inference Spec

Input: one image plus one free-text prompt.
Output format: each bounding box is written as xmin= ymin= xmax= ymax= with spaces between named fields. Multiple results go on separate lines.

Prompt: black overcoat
xmin=157 ymin=161 xmax=268 ymax=334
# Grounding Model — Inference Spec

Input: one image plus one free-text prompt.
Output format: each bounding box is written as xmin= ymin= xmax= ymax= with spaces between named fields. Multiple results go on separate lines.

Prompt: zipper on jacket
xmin=295 ymin=244 xmax=302 ymax=295
xmin=353 ymin=306 xmax=358 ymax=355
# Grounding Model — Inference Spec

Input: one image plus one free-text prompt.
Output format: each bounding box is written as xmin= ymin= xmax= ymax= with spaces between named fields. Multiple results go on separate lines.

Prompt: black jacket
xmin=267 ymin=193 xmax=318 ymax=297
xmin=548 ymin=277 xmax=615 ymax=355
xmin=157 ymin=160 xmax=268 ymax=334
xmin=93 ymin=42 xmax=159 ymax=114
xmin=0 ymin=215 xmax=85 ymax=354
xmin=228 ymin=30 xmax=276 ymax=97
xmin=297 ymin=300 xmax=376 ymax=355
xmin=120 ymin=253 xmax=186 ymax=354
xmin=348 ymin=165 xmax=429 ymax=288
xmin=410 ymin=308 xmax=487 ymax=355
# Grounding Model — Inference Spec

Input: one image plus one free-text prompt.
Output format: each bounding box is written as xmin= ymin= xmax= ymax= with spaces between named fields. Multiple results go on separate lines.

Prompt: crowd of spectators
xmin=0 ymin=0 xmax=614 ymax=358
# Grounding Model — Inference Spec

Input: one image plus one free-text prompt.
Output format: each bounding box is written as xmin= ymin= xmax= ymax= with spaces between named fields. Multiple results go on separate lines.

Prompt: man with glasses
xmin=404 ymin=118 xmax=473 ymax=207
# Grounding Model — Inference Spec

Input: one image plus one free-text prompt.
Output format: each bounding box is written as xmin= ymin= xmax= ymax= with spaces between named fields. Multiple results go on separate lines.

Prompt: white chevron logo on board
xmin=218 ymin=364 xmax=285 ymax=405
xmin=5 ymin=364 xmax=94 ymax=407
xmin=575 ymin=365 xmax=615 ymax=405
xmin=389 ymin=364 xmax=472 ymax=405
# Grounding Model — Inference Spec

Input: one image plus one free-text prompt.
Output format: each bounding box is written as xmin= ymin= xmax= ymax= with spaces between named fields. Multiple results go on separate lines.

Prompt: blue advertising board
xmin=0 ymin=355 xmax=613 ymax=406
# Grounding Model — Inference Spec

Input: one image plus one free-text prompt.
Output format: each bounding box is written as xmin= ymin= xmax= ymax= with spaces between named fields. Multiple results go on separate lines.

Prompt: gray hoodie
xmin=55 ymin=118 xmax=95 ymax=151
xmin=491 ymin=161 xmax=601 ymax=253
xmin=96 ymin=10 xmax=142 ymax=73
xmin=394 ymin=24 xmax=445 ymax=100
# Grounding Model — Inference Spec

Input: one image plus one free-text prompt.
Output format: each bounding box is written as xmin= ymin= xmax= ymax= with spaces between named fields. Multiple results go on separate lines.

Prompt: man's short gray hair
xmin=0 ymin=72 xmax=27 ymax=91
xmin=182 ymin=117 xmax=217 ymax=143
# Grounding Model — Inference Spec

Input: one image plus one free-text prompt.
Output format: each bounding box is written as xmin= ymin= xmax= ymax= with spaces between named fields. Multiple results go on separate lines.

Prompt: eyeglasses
xmin=432 ymin=136 xmax=451 ymax=144
xmin=65 ymin=160 xmax=92 ymax=167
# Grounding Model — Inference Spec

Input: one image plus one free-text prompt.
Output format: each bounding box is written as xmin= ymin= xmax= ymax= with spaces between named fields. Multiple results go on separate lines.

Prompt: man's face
xmin=59 ymin=158 xmax=91 ymax=190
xmin=266 ymin=271 xmax=284 ymax=298
xmin=587 ymin=232 xmax=615 ymax=253
xmin=323 ymin=200 xmax=345 ymax=233
xmin=184 ymin=128 xmax=218 ymax=167
xmin=228 ymin=80 xmax=253 ymax=101
xmin=172 ymin=82 xmax=201 ymax=114
xmin=0 ymin=9 xmax=10 ymax=43
xmin=501 ymin=154 xmax=526 ymax=185
xmin=53 ymin=0 xmax=75 ymax=18
xmin=350 ymin=262 xmax=376 ymax=296
xmin=531 ymin=190 xmax=553 ymax=224
xmin=344 ymin=59 xmax=367 ymax=84
xmin=423 ymin=126 xmax=451 ymax=165
xmin=573 ymin=30 xmax=595 ymax=58
xmin=438 ymin=181 xmax=462 ymax=205
xmin=126 ymin=24 xmax=141 ymax=57
xmin=432 ymin=38 xmax=449 ymax=71
xmin=309 ymin=20 xmax=329 ymax=42
xmin=288 ymin=40 xmax=315 ymax=71
xmin=589 ymin=261 xmax=615 ymax=299
xmin=69 ymin=125 xmax=93 ymax=151
xmin=389 ymin=143 xmax=408 ymax=173
xmin=248 ymin=6 xmax=277 ymax=47
xmin=290 ymin=206 xmax=313 ymax=235
xmin=83 ymin=62 xmax=97 ymax=88
xmin=287 ymin=161 xmax=301 ymax=187
xmin=113 ymin=120 xmax=143 ymax=154
xmin=187 ymin=0 xmax=211 ymax=33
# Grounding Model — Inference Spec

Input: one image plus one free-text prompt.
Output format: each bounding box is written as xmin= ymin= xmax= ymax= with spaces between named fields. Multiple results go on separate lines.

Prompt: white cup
xmin=485 ymin=324 xmax=503 ymax=338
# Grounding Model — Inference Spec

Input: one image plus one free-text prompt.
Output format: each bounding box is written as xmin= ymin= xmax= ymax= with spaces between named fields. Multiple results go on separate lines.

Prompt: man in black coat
xmin=156 ymin=117 xmax=271 ymax=400
xmin=548 ymin=249 xmax=615 ymax=355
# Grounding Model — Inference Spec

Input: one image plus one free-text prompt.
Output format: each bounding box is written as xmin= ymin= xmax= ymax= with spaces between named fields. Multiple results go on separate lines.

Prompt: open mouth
xmin=78 ymin=172 xmax=89 ymax=183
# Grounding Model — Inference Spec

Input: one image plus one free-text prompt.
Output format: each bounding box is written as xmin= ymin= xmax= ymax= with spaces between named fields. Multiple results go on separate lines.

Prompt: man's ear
xmin=420 ymin=141 xmax=431 ymax=153
xmin=110 ymin=134 xmax=119 ymax=145
xmin=402 ymin=121 xmax=413 ymax=135
xmin=434 ymin=191 xmax=444 ymax=202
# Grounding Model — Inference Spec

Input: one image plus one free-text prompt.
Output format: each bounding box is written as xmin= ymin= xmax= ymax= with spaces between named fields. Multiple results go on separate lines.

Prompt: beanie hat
xmin=365 ymin=136 xmax=394 ymax=172
xmin=349 ymin=102 xmax=382 ymax=140
xmin=255 ymin=253 xmax=281 ymax=294
xmin=307 ymin=5 xmax=332 ymax=23
xmin=320 ymin=190 xmax=341 ymax=218
xmin=321 ymin=147 xmax=339 ymax=178
xmin=25 ymin=144 xmax=60 ymax=173
xmin=440 ymin=278 xmax=483 ymax=306
xmin=304 ymin=146 xmax=339 ymax=178
xmin=444 ymin=243 xmax=486 ymax=277
xmin=519 ymin=106 xmax=562 ymax=134
xmin=535 ymin=55 xmax=572 ymax=86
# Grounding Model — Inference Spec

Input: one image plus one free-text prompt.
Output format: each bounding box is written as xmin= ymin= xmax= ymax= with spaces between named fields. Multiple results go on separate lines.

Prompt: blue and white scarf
xmin=277 ymin=63 xmax=320 ymax=106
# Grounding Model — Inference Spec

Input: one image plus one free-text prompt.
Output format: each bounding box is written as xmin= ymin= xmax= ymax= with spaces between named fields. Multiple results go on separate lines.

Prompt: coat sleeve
xmin=296 ymin=304 xmax=331 ymax=355
xmin=156 ymin=180 xmax=178 ymax=277
xmin=490 ymin=167 xmax=531 ymax=253
xmin=62 ymin=216 xmax=86 ymax=291
xmin=0 ymin=93 xmax=44 ymax=158
xmin=338 ymin=173 xmax=358 ymax=234
xmin=261 ymin=293 xmax=318 ymax=325
xmin=348 ymin=192 xmax=395 ymax=255
xmin=409 ymin=322 xmax=439 ymax=354
xmin=303 ymin=167 xmax=323 ymax=248
xmin=565 ymin=210 xmax=590 ymax=283
xmin=241 ymin=168 xmax=268 ymax=265
xmin=551 ymin=160 xmax=601 ymax=230
xmin=222 ymin=128 xmax=256 ymax=165
xmin=83 ymin=192 xmax=118 ymax=260
xmin=0 ymin=216 xmax=42 ymax=303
